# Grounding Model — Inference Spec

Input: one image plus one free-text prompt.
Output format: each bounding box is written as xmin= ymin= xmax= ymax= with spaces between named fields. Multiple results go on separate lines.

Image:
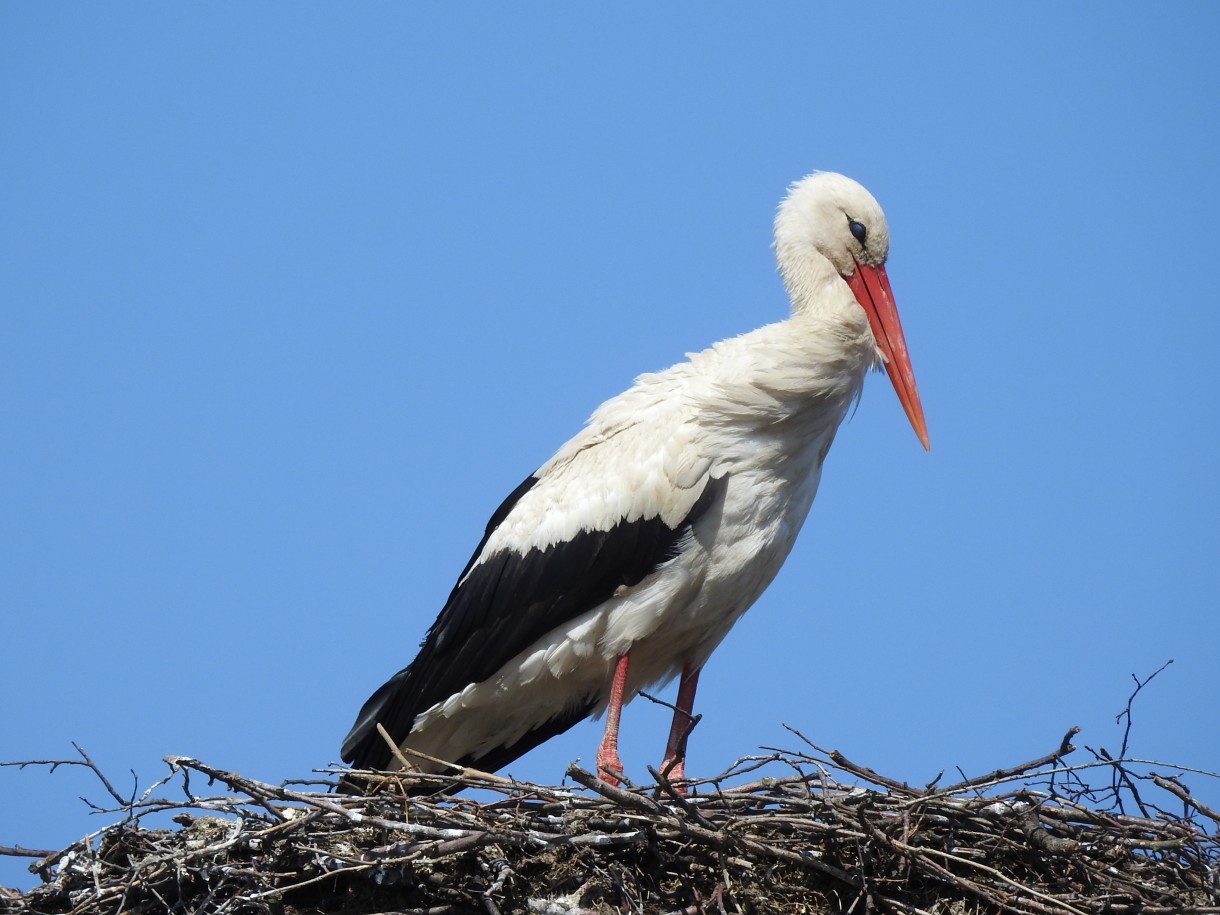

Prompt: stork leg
xmin=660 ymin=664 xmax=700 ymax=788
xmin=596 ymin=653 xmax=631 ymax=786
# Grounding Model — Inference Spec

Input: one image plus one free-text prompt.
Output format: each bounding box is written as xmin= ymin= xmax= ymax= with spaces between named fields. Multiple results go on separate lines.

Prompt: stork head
xmin=774 ymin=171 xmax=929 ymax=450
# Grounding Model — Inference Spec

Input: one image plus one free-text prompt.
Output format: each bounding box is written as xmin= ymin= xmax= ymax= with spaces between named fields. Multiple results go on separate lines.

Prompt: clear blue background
xmin=3 ymin=4 xmax=1218 ymax=889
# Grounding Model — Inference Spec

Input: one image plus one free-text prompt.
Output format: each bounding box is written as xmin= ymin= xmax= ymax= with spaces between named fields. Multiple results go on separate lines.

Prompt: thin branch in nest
xmin=0 ymin=846 xmax=56 ymax=859
xmin=0 ymin=743 xmax=138 ymax=814
xmin=1092 ymin=659 xmax=1175 ymax=818
xmin=776 ymin=724 xmax=921 ymax=795
xmin=1116 ymin=659 xmax=1174 ymax=760
xmin=1152 ymin=773 xmax=1220 ymax=826
xmin=938 ymin=726 xmax=1081 ymax=795
xmin=348 ymin=722 xmax=530 ymax=797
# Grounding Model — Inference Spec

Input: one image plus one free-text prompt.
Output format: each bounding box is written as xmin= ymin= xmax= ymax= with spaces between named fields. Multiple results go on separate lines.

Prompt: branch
xmin=938 ymin=727 xmax=1079 ymax=795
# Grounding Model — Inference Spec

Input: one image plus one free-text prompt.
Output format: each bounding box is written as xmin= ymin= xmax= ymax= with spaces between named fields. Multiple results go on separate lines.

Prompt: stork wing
xmin=340 ymin=428 xmax=724 ymax=771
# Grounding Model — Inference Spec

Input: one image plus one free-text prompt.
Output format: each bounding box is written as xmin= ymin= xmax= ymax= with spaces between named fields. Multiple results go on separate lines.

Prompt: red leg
xmin=661 ymin=664 xmax=700 ymax=787
xmin=596 ymin=653 xmax=631 ymax=786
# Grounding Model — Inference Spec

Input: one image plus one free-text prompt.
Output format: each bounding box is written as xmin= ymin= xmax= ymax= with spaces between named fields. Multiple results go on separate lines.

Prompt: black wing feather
xmin=341 ymin=472 xmax=726 ymax=771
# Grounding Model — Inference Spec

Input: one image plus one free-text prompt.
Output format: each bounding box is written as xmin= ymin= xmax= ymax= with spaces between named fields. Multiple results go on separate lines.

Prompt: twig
xmin=0 ymin=845 xmax=57 ymax=858
xmin=938 ymin=727 xmax=1079 ymax=795
xmin=1103 ymin=661 xmax=1173 ymax=816
xmin=1116 ymin=660 xmax=1173 ymax=760
xmin=778 ymin=725 xmax=919 ymax=795
xmin=367 ymin=726 xmax=525 ymax=791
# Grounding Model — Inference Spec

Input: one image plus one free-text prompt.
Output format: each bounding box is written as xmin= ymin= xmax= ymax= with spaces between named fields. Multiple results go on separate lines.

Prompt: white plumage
xmin=341 ymin=170 xmax=928 ymax=788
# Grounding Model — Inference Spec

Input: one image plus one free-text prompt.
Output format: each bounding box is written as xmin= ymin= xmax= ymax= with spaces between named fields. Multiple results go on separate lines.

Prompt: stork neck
xmin=777 ymin=245 xmax=851 ymax=320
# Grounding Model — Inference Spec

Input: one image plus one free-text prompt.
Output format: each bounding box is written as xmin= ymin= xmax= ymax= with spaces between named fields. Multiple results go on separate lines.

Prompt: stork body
xmin=341 ymin=171 xmax=928 ymax=785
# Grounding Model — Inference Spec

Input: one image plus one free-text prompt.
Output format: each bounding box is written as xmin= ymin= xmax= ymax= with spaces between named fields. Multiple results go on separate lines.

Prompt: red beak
xmin=845 ymin=262 xmax=929 ymax=450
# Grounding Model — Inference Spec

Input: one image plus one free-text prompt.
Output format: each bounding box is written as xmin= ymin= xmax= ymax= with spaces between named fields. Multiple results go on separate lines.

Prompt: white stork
xmin=341 ymin=171 xmax=928 ymax=788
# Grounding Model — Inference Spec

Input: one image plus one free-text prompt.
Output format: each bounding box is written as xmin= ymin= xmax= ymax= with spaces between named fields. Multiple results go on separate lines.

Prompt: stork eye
xmin=848 ymin=219 xmax=867 ymax=245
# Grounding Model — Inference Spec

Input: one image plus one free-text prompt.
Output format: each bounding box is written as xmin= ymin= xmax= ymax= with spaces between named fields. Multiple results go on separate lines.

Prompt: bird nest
xmin=3 ymin=728 xmax=1218 ymax=915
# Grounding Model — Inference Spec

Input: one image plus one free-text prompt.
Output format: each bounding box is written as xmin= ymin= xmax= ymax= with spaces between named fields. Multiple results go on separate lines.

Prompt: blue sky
xmin=3 ymin=4 xmax=1219 ymax=889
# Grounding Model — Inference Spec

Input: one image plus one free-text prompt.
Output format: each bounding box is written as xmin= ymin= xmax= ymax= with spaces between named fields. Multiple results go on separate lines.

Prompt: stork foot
xmin=595 ymin=653 xmax=631 ymax=787
xmin=659 ymin=754 xmax=689 ymax=794
xmin=596 ymin=745 xmax=625 ymax=787
xmin=656 ymin=663 xmax=700 ymax=795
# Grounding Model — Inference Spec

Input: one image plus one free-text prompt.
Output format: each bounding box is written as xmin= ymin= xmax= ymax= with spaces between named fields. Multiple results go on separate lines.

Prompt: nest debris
xmin=2 ymin=728 xmax=1218 ymax=915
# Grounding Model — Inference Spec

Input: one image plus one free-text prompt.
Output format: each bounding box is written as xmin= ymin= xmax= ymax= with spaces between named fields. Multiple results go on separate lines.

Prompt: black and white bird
xmin=341 ymin=171 xmax=928 ymax=787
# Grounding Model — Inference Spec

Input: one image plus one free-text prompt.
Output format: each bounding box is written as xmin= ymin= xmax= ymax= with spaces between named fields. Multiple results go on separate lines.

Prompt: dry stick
xmin=377 ymin=720 xmax=422 ymax=772
xmin=69 ymin=742 xmax=134 ymax=810
xmin=1017 ymin=806 xmax=1079 ymax=855
xmin=0 ymin=845 xmax=57 ymax=859
xmin=242 ymin=865 xmax=380 ymax=903
xmin=646 ymin=765 xmax=720 ymax=832
xmin=371 ymin=724 xmax=532 ymax=793
xmin=0 ymin=745 xmax=137 ymax=814
xmin=1150 ymin=773 xmax=1220 ymax=825
xmin=566 ymin=763 xmax=666 ymax=816
xmin=827 ymin=749 xmax=921 ymax=795
xmin=1116 ymin=660 xmax=1173 ymax=761
xmin=0 ymin=757 xmax=93 ymax=771
xmin=159 ymin=757 xmax=295 ymax=823
xmin=780 ymin=725 xmax=920 ymax=795
xmin=1100 ymin=661 xmax=1174 ymax=819
xmin=937 ymin=727 xmax=1080 ymax=795
xmin=726 ymin=760 xmax=826 ymax=797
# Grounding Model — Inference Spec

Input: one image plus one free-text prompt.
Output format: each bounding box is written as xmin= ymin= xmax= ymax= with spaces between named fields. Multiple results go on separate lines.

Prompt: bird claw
xmin=596 ymin=752 xmax=625 ymax=787
xmin=597 ymin=764 xmax=624 ymax=787
xmin=659 ymin=756 xmax=689 ymax=794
